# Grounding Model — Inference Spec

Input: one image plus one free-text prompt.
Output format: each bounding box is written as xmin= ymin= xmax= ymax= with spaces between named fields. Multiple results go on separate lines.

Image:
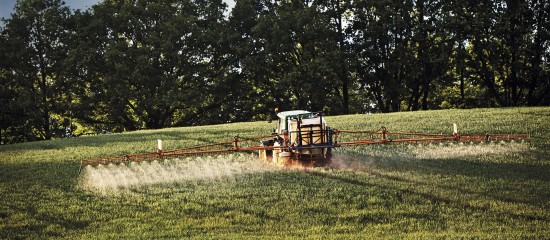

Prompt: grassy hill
xmin=1 ymin=107 xmax=549 ymax=239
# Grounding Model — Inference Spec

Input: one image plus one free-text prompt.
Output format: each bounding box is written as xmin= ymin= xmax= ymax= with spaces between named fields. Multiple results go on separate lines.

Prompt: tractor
xmin=259 ymin=110 xmax=334 ymax=166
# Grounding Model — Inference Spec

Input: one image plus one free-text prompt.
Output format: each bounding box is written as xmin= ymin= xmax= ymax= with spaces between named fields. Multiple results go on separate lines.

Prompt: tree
xmin=323 ymin=0 xmax=353 ymax=114
xmin=526 ymin=0 xmax=550 ymax=105
xmin=351 ymin=0 xmax=412 ymax=112
xmin=76 ymin=0 xmax=229 ymax=130
xmin=0 ymin=25 xmax=26 ymax=143
xmin=406 ymin=0 xmax=454 ymax=110
xmin=460 ymin=0 xmax=550 ymax=106
xmin=224 ymin=0 xmax=275 ymax=121
xmin=245 ymin=0 xmax=344 ymax=114
xmin=3 ymin=0 xmax=72 ymax=140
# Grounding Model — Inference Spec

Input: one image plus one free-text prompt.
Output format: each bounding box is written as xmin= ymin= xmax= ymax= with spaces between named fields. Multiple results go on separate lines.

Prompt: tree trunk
xmin=527 ymin=0 xmax=546 ymax=106
xmin=332 ymin=0 xmax=349 ymax=114
xmin=473 ymin=41 xmax=506 ymax=106
xmin=421 ymin=83 xmax=430 ymax=110
xmin=458 ymin=42 xmax=466 ymax=100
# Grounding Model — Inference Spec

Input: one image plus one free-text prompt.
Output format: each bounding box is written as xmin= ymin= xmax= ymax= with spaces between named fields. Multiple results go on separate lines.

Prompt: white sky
xmin=1 ymin=0 xmax=236 ymax=20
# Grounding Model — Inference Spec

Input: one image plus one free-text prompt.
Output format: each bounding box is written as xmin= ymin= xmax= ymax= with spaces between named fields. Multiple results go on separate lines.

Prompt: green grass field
xmin=1 ymin=107 xmax=549 ymax=239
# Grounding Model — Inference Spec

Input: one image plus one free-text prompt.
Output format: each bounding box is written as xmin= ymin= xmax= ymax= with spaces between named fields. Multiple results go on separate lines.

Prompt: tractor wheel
xmin=272 ymin=149 xmax=279 ymax=164
xmin=277 ymin=152 xmax=291 ymax=167
xmin=325 ymin=148 xmax=332 ymax=162
xmin=259 ymin=150 xmax=266 ymax=161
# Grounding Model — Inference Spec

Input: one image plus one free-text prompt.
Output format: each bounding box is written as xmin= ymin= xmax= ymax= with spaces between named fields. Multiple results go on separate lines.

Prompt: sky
xmin=0 ymin=0 xmax=236 ymax=20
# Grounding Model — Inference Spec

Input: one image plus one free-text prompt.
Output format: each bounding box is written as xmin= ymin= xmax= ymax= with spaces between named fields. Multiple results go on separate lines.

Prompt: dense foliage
xmin=1 ymin=0 xmax=549 ymax=143
xmin=0 ymin=107 xmax=549 ymax=238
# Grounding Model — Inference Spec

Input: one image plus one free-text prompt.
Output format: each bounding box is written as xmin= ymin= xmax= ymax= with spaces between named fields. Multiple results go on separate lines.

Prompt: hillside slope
xmin=1 ymin=107 xmax=549 ymax=238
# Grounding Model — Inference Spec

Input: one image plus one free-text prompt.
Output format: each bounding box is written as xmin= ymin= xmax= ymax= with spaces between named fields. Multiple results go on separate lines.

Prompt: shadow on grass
xmin=306 ymin=167 xmax=548 ymax=223
xmin=308 ymin=150 xmax=550 ymax=223
xmin=375 ymin=154 xmax=550 ymax=182
xmin=0 ymin=160 xmax=94 ymax=239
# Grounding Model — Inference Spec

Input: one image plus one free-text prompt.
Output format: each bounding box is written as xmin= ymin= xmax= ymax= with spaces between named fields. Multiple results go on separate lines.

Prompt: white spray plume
xmin=79 ymin=153 xmax=278 ymax=194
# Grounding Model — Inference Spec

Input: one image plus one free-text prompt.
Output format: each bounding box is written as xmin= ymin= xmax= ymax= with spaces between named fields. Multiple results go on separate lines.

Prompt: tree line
xmin=1 ymin=0 xmax=548 ymax=144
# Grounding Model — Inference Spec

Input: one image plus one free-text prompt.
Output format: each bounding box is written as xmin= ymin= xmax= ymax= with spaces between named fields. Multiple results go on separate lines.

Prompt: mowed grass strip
xmin=0 ymin=107 xmax=549 ymax=239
